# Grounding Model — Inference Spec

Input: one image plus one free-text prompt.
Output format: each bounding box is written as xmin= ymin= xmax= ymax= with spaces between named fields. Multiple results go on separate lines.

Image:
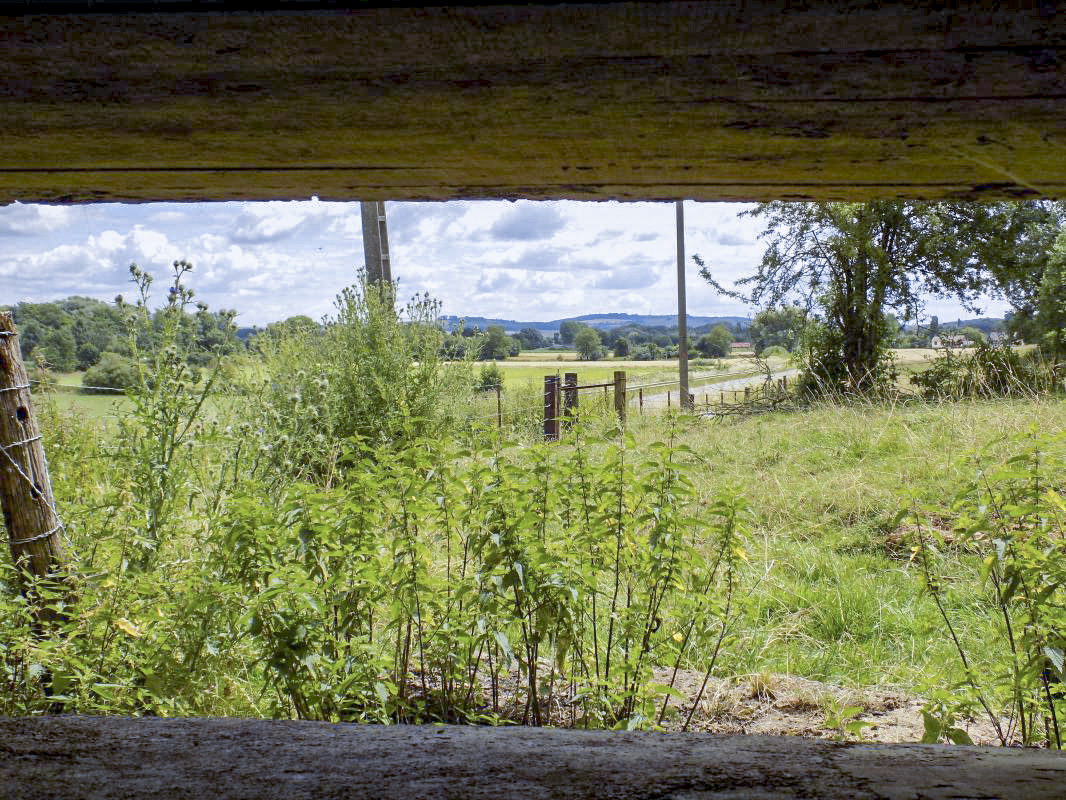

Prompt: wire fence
xmin=27 ymin=362 xmax=794 ymax=447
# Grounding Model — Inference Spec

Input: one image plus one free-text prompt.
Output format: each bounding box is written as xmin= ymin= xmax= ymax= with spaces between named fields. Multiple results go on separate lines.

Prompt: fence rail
xmin=468 ymin=370 xmax=793 ymax=441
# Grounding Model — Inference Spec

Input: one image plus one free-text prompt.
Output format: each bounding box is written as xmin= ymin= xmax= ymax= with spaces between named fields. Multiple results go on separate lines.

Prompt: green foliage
xmin=1033 ymin=228 xmax=1066 ymax=361
xmin=476 ymin=363 xmax=504 ymax=392
xmin=117 ymin=260 xmax=226 ymax=571
xmin=700 ymin=201 xmax=1058 ymax=395
xmin=749 ymin=306 xmax=808 ymax=353
xmin=696 ymin=325 xmax=733 ymax=358
xmin=1 ymin=389 xmax=748 ymax=729
xmin=514 ymin=327 xmax=547 ymax=351
xmin=479 ymin=325 xmax=516 ymax=360
xmin=910 ymin=342 xmax=1060 ymax=400
xmin=81 ymin=352 xmax=138 ymax=394
xmin=559 ymin=320 xmax=584 ymax=346
xmin=758 ymin=345 xmax=790 ymax=359
xmin=574 ymin=327 xmax=604 ymax=361
xmin=249 ymin=273 xmax=471 ymax=482
xmin=908 ymin=430 xmax=1066 ymax=747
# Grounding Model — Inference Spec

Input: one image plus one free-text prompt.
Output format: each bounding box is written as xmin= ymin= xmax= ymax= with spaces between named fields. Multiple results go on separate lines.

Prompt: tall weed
xmin=908 ymin=429 xmax=1065 ymax=747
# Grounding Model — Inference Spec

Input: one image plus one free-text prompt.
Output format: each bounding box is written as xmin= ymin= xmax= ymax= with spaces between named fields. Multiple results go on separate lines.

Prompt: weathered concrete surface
xmin=2 ymin=2 xmax=1066 ymax=203
xmin=1 ymin=717 xmax=1063 ymax=799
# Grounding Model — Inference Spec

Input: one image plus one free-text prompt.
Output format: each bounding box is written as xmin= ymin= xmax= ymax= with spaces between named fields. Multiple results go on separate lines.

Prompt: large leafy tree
xmin=1033 ymin=227 xmax=1066 ymax=359
xmin=748 ymin=305 xmax=808 ymax=354
xmin=697 ymin=200 xmax=1058 ymax=393
xmin=696 ymin=324 xmax=733 ymax=358
xmin=574 ymin=326 xmax=603 ymax=360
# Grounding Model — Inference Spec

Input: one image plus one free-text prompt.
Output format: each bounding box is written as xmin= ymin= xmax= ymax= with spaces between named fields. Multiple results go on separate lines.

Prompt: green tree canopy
xmin=559 ymin=320 xmax=583 ymax=345
xmin=574 ymin=326 xmax=603 ymax=360
xmin=480 ymin=325 xmax=513 ymax=360
xmin=1034 ymin=226 xmax=1066 ymax=359
xmin=698 ymin=200 xmax=1060 ymax=393
xmin=749 ymin=305 xmax=808 ymax=354
xmin=696 ymin=325 xmax=733 ymax=358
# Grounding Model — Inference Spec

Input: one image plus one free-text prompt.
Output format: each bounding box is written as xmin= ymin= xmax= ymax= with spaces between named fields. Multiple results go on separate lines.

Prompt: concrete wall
xmin=2 ymin=2 xmax=1065 ymax=203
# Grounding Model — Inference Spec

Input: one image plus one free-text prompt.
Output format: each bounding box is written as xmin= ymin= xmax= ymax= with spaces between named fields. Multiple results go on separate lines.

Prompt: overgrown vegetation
xmin=908 ymin=430 xmax=1065 ymax=747
xmin=3 ymin=260 xmax=1065 ymax=748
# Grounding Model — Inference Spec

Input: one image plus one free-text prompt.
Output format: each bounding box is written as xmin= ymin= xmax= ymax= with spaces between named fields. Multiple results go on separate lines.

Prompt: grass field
xmin=25 ymin=355 xmax=1066 ymax=729
xmin=654 ymin=397 xmax=1066 ymax=688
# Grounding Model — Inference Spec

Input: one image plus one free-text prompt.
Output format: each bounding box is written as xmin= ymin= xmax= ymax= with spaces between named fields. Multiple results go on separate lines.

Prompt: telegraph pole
xmin=360 ymin=201 xmax=392 ymax=286
xmin=676 ymin=200 xmax=692 ymax=410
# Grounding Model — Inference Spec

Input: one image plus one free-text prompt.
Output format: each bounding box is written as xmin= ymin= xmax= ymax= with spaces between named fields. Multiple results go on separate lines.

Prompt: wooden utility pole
xmin=676 ymin=200 xmax=692 ymax=410
xmin=0 ymin=313 xmax=66 ymax=580
xmin=361 ymin=200 xmax=392 ymax=285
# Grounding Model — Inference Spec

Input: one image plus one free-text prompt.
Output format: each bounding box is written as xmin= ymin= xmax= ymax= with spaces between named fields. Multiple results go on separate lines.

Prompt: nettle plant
xmin=215 ymin=419 xmax=749 ymax=728
xmin=908 ymin=429 xmax=1065 ymax=748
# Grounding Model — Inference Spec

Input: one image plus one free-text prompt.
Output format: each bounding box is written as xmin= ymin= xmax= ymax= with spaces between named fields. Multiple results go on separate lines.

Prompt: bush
xmin=250 ymin=274 xmax=472 ymax=481
xmin=81 ymin=352 xmax=137 ymax=394
xmin=476 ymin=363 xmax=503 ymax=392
xmin=910 ymin=342 xmax=1059 ymax=400
xmin=758 ymin=345 xmax=790 ymax=360
xmin=910 ymin=429 xmax=1065 ymax=747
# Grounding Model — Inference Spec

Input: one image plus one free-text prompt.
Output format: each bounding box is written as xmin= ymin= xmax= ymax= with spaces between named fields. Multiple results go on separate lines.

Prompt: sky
xmin=0 ymin=199 xmax=1010 ymax=329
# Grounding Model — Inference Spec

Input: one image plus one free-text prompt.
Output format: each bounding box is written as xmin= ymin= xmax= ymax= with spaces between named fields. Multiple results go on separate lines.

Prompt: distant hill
xmin=903 ymin=317 xmax=1006 ymax=333
xmin=442 ymin=312 xmax=750 ymax=334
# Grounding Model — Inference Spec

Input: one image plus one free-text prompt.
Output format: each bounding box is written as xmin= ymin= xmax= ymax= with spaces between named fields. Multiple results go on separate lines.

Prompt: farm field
xmin=11 ymin=323 xmax=1065 ymax=745
xmin=23 ymin=382 xmax=1066 ymax=736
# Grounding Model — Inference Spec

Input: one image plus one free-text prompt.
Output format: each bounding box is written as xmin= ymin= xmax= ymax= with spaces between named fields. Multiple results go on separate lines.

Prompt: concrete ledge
xmin=4 ymin=4 xmax=1066 ymax=202
xmin=2 ymin=717 xmax=1063 ymax=799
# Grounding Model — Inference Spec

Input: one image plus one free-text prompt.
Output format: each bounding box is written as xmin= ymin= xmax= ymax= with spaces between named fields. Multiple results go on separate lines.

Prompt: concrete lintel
xmin=2 ymin=3 xmax=1066 ymax=203
xmin=2 ymin=717 xmax=1064 ymax=799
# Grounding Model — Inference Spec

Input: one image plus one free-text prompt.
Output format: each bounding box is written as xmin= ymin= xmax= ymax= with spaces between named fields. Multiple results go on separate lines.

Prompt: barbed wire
xmin=0 ymin=439 xmax=69 ymax=549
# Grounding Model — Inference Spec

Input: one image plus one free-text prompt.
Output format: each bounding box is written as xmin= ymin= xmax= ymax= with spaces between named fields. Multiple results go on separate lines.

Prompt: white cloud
xmin=486 ymin=202 xmax=567 ymax=241
xmin=0 ymin=199 xmax=1017 ymax=327
xmin=0 ymin=203 xmax=73 ymax=236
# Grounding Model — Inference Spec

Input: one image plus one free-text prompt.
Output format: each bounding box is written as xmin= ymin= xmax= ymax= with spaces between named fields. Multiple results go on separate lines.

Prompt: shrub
xmin=249 ymin=273 xmax=472 ymax=482
xmin=758 ymin=345 xmax=790 ymax=360
xmin=909 ymin=429 xmax=1065 ymax=747
xmin=476 ymin=363 xmax=503 ymax=392
xmin=910 ymin=342 xmax=1059 ymax=400
xmin=81 ymin=352 xmax=137 ymax=394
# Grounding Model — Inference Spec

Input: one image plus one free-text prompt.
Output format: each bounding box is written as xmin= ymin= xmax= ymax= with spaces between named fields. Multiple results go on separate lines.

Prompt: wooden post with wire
xmin=495 ymin=384 xmax=502 ymax=429
xmin=543 ymin=375 xmax=560 ymax=441
xmin=562 ymin=372 xmax=578 ymax=429
xmin=613 ymin=370 xmax=627 ymax=425
xmin=0 ymin=313 xmax=66 ymax=585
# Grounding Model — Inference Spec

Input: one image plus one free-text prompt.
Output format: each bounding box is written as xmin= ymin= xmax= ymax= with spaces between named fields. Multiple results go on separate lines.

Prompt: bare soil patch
xmin=466 ymin=667 xmax=1004 ymax=745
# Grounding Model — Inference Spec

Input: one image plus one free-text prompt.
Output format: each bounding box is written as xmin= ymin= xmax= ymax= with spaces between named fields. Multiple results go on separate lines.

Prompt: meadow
xmin=7 ymin=292 xmax=1063 ymax=745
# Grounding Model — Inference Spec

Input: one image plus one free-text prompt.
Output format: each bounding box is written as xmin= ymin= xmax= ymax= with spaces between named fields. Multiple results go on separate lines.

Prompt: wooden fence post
xmin=563 ymin=372 xmax=578 ymax=428
xmin=613 ymin=370 xmax=627 ymax=424
xmin=638 ymin=387 xmax=644 ymax=414
xmin=495 ymin=384 xmax=502 ymax=429
xmin=0 ymin=313 xmax=67 ymax=584
xmin=543 ymin=375 xmax=560 ymax=441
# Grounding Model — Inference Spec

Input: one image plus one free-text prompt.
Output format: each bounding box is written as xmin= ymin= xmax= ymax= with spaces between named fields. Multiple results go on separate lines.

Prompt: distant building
xmin=730 ymin=342 xmax=753 ymax=350
xmin=930 ymin=335 xmax=973 ymax=348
